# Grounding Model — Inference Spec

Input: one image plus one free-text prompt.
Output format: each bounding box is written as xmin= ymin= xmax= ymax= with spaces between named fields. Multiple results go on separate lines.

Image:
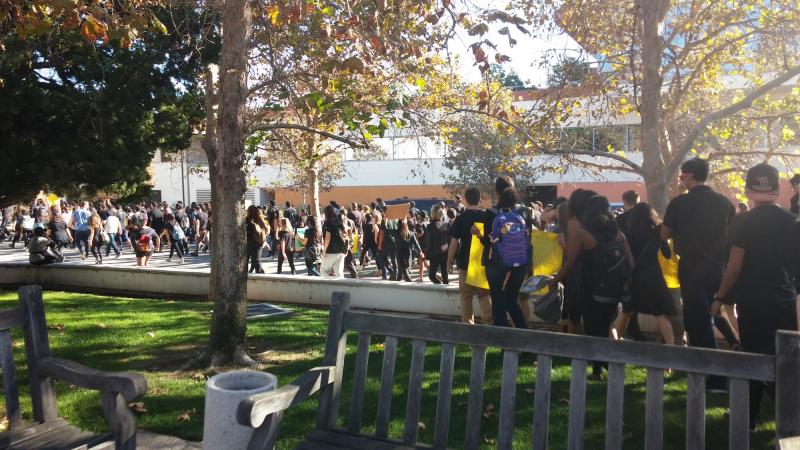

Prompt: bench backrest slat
xmin=402 ymin=339 xmax=426 ymax=445
xmin=346 ymin=332 xmax=371 ymax=434
xmin=532 ymin=354 xmax=553 ymax=450
xmin=567 ymin=359 xmax=588 ymax=450
xmin=328 ymin=295 xmax=800 ymax=450
xmin=0 ymin=330 xmax=22 ymax=430
xmin=604 ymin=362 xmax=625 ymax=450
xmin=645 ymin=368 xmax=665 ymax=450
xmin=729 ymin=378 xmax=750 ymax=450
xmin=342 ymin=312 xmax=776 ymax=381
xmin=315 ymin=292 xmax=349 ymax=431
xmin=19 ymin=285 xmax=58 ymax=423
xmin=432 ymin=342 xmax=456 ymax=449
xmin=497 ymin=350 xmax=519 ymax=450
xmin=685 ymin=373 xmax=706 ymax=449
xmin=0 ymin=307 xmax=25 ymax=332
xmin=464 ymin=346 xmax=486 ymax=450
xmin=374 ymin=335 xmax=398 ymax=439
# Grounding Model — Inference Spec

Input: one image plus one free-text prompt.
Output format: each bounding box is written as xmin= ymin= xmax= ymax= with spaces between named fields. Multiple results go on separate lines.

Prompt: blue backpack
xmin=490 ymin=209 xmax=530 ymax=268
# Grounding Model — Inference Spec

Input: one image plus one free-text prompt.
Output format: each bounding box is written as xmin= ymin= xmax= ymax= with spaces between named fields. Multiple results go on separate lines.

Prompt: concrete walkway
xmin=139 ymin=430 xmax=201 ymax=450
xmin=0 ymin=240 xmax=448 ymax=285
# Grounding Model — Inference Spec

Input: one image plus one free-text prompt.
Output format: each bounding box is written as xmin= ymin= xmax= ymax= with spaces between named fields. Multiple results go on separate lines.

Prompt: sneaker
xmin=167 ymin=257 xmax=172 ymax=262
xmin=115 ymin=253 xmax=120 ymax=258
xmin=80 ymin=254 xmax=86 ymax=260
xmin=179 ymin=258 xmax=185 ymax=264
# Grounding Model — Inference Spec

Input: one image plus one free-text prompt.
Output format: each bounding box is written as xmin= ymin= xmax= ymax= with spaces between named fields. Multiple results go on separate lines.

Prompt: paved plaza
xmin=0 ymin=241 xmax=457 ymax=286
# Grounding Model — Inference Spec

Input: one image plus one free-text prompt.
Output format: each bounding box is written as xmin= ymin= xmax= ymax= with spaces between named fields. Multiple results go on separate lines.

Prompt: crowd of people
xmin=4 ymin=157 xmax=800 ymax=428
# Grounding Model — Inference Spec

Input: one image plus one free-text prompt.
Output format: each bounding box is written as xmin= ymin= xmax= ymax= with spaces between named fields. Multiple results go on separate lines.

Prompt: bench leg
xmin=101 ymin=391 xmax=136 ymax=450
xmin=247 ymin=411 xmax=284 ymax=450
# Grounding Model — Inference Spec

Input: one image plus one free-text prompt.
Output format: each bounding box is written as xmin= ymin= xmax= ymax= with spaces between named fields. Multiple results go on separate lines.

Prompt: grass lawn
xmin=0 ymin=290 xmax=778 ymax=449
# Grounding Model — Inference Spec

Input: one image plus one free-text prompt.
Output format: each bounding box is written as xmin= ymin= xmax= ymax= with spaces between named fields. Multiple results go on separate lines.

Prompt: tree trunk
xmin=637 ymin=0 xmax=670 ymax=214
xmin=204 ymin=0 xmax=254 ymax=367
xmin=307 ymin=165 xmax=321 ymax=220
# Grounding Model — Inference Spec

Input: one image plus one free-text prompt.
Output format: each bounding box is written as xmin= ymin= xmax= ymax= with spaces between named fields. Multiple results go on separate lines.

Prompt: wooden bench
xmin=0 ymin=286 xmax=147 ymax=450
xmin=237 ymin=292 xmax=800 ymax=449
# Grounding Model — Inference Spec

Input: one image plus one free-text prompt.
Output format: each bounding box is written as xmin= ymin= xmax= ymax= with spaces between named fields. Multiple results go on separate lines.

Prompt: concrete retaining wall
xmin=1 ymin=263 xmax=663 ymax=332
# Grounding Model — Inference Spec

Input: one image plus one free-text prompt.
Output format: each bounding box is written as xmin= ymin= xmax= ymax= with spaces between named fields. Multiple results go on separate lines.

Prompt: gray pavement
xmin=0 ymin=239 xmax=457 ymax=286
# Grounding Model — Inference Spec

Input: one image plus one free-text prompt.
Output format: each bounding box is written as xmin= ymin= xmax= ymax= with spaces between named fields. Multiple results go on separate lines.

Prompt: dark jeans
xmin=248 ymin=246 xmax=263 ymax=273
xmin=377 ymin=248 xmax=395 ymax=279
xmin=90 ymin=240 xmax=103 ymax=261
xmin=277 ymin=251 xmax=295 ymax=274
xmin=344 ymin=250 xmax=358 ymax=278
xmin=486 ymin=264 xmax=527 ymax=329
xmin=305 ymin=257 xmax=320 ymax=276
xmin=169 ymin=238 xmax=185 ymax=259
xmin=679 ymin=265 xmax=725 ymax=389
xmin=581 ymin=288 xmax=618 ymax=375
xmin=105 ymin=233 xmax=120 ymax=256
xmin=737 ymin=300 xmax=797 ymax=423
xmin=428 ymin=253 xmax=449 ymax=284
xmin=395 ymin=255 xmax=412 ymax=282
xmin=74 ymin=229 xmax=90 ymax=256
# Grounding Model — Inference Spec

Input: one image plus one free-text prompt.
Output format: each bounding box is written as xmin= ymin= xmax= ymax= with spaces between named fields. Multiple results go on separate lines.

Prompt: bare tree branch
xmin=248 ymin=122 xmax=367 ymax=148
xmin=666 ymin=64 xmax=800 ymax=177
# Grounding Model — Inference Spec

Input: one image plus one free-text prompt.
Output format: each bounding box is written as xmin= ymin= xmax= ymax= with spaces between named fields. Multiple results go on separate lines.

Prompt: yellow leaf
xmin=80 ymin=15 xmax=108 ymax=43
xmin=268 ymin=5 xmax=280 ymax=25
xmin=619 ymin=98 xmax=627 ymax=105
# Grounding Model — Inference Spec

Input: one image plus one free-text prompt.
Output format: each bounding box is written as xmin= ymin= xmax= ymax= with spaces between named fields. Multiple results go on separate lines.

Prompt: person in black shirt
xmin=447 ymin=187 xmax=491 ymax=324
xmin=425 ymin=205 xmax=450 ymax=284
xmin=789 ymin=174 xmax=800 ymax=215
xmin=712 ymin=163 xmax=798 ymax=427
xmin=662 ymin=158 xmax=735 ymax=392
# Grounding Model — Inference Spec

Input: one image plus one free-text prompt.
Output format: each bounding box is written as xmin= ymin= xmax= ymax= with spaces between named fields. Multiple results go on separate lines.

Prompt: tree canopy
xmin=0 ymin=7 xmax=210 ymax=207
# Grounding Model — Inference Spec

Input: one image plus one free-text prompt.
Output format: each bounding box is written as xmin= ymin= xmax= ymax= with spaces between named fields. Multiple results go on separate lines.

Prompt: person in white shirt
xmin=103 ymin=209 xmax=122 ymax=257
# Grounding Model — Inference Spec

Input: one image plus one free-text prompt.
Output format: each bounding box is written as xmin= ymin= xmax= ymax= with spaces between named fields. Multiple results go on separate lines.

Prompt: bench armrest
xmin=38 ymin=357 xmax=148 ymax=401
xmin=237 ymin=366 xmax=334 ymax=428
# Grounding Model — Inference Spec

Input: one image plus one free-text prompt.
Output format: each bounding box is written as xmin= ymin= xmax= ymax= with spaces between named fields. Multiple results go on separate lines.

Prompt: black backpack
xmin=584 ymin=233 xmax=632 ymax=304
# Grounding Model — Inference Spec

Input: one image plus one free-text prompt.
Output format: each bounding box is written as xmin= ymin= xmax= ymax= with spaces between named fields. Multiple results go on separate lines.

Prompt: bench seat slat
xmin=433 ymin=343 xmax=456 ymax=449
xmin=464 ymin=346 xmax=487 ymax=450
xmin=686 ymin=372 xmax=706 ymax=450
xmin=403 ymin=340 xmax=427 ymax=445
xmin=645 ymin=368 xmax=664 ymax=450
xmin=347 ymin=333 xmax=372 ymax=434
xmin=604 ymin=363 xmax=625 ymax=450
xmin=729 ymin=378 xmax=749 ymax=450
xmin=567 ymin=359 xmax=587 ymax=450
xmin=375 ymin=335 xmax=398 ymax=439
xmin=532 ymin=355 xmax=552 ymax=450
xmin=498 ymin=351 xmax=519 ymax=450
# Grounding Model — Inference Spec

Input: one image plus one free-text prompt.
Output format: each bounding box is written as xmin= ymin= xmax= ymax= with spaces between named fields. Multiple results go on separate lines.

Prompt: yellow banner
xmin=465 ymin=223 xmax=490 ymax=289
xmin=531 ymin=230 xmax=563 ymax=295
xmin=659 ymin=239 xmax=680 ymax=289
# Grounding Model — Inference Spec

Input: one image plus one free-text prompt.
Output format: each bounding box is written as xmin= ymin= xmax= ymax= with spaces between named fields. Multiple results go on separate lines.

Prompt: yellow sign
xmin=531 ymin=230 xmax=563 ymax=295
xmin=46 ymin=194 xmax=59 ymax=206
xmin=351 ymin=232 xmax=360 ymax=255
xmin=465 ymin=223 xmax=489 ymax=289
xmin=659 ymin=239 xmax=680 ymax=289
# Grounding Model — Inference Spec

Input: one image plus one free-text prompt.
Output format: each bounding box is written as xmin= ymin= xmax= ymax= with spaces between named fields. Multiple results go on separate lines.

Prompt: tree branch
xmin=248 ymin=122 xmax=367 ymax=148
xmin=666 ymin=64 xmax=800 ymax=177
xmin=448 ymin=107 xmax=644 ymax=174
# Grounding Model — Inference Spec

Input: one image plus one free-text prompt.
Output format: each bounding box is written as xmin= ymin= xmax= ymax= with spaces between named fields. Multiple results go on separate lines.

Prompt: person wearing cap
xmin=711 ymin=163 xmax=798 ymax=429
xmin=662 ymin=158 xmax=735 ymax=393
xmin=789 ymin=173 xmax=800 ymax=214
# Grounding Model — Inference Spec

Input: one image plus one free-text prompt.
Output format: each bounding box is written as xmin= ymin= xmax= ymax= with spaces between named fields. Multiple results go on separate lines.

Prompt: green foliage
xmin=546 ymin=55 xmax=588 ymax=88
xmin=489 ymin=64 xmax=526 ymax=89
xmin=0 ymin=8 xmax=210 ymax=207
xmin=444 ymin=115 xmax=541 ymax=200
